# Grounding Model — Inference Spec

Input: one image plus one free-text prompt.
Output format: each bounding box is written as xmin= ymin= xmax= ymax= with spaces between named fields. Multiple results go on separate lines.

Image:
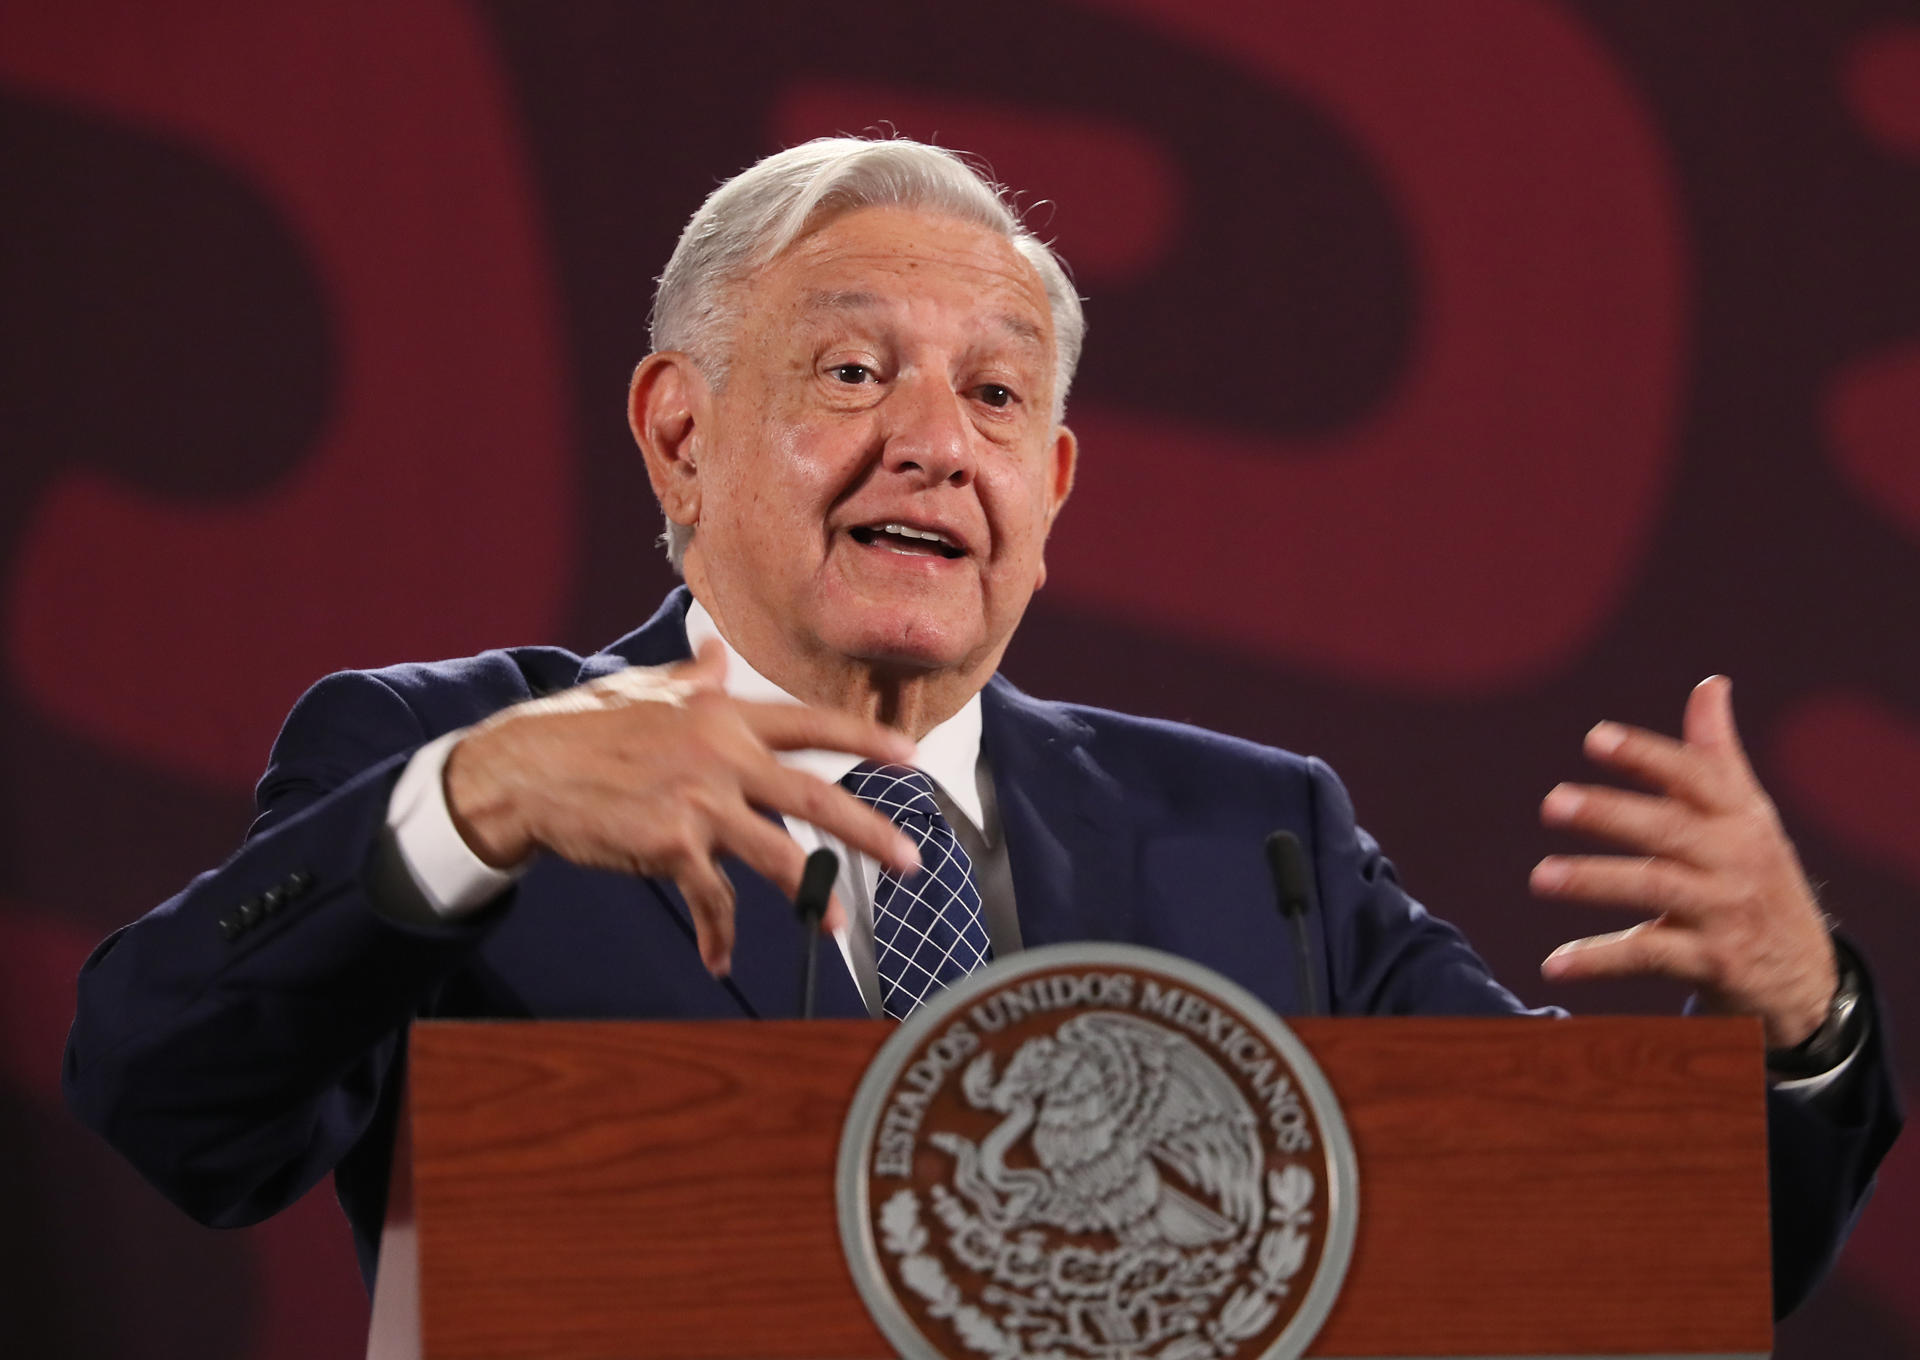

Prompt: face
xmin=658 ymin=206 xmax=1075 ymax=695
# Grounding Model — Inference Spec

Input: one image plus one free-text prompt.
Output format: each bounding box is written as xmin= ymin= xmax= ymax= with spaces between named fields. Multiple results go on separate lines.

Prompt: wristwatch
xmin=1765 ymin=934 xmax=1867 ymax=1079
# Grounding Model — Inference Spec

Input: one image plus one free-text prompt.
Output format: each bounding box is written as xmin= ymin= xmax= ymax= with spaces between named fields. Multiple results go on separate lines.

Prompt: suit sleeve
xmin=63 ymin=669 xmax=509 ymax=1229
xmin=1304 ymin=756 xmax=1547 ymax=1018
xmin=1763 ymin=956 xmax=1903 ymax=1315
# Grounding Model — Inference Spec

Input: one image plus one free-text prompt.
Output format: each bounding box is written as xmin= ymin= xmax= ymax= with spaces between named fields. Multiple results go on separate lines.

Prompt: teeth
xmin=881 ymin=523 xmax=951 ymax=545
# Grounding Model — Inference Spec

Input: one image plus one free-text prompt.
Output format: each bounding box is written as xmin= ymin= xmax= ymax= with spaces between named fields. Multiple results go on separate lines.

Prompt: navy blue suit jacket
xmin=64 ymin=590 xmax=1900 ymax=1315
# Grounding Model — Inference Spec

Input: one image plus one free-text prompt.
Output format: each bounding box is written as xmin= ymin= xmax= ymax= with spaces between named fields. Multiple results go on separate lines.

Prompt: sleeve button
xmin=218 ymin=916 xmax=241 ymax=940
xmin=260 ymin=886 xmax=286 ymax=915
xmin=235 ymin=897 xmax=262 ymax=927
xmin=286 ymin=870 xmax=314 ymax=897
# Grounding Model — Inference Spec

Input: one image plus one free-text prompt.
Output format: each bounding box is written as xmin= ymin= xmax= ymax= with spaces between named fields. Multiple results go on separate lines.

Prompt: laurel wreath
xmin=881 ymin=1189 xmax=1021 ymax=1357
xmin=878 ymin=1160 xmax=1317 ymax=1360
xmin=1200 ymin=1164 xmax=1316 ymax=1355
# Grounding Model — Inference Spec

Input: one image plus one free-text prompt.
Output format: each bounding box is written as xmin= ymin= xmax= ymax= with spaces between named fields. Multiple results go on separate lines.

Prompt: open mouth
xmin=848 ymin=522 xmax=966 ymax=560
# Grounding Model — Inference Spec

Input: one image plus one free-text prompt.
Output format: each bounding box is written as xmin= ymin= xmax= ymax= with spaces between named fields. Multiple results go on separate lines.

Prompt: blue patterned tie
xmin=842 ymin=762 xmax=991 ymax=1020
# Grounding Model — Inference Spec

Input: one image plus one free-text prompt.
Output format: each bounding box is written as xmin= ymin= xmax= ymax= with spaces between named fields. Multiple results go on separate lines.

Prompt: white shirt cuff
xmin=386 ymin=730 xmax=527 ymax=918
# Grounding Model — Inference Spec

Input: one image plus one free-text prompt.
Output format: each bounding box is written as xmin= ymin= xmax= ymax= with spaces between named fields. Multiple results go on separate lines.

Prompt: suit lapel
xmin=723 ymin=850 xmax=868 ymax=1019
xmin=581 ymin=588 xmax=867 ymax=1020
xmin=982 ymin=678 xmax=1140 ymax=949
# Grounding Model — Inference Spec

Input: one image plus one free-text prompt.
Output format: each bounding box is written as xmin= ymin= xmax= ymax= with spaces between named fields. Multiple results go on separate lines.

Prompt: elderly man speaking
xmin=65 ymin=138 xmax=1899 ymax=1317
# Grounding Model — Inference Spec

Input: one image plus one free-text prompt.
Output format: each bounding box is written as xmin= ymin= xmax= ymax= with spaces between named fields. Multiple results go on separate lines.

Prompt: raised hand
xmin=1531 ymin=676 xmax=1838 ymax=1049
xmin=442 ymin=641 xmax=921 ymax=976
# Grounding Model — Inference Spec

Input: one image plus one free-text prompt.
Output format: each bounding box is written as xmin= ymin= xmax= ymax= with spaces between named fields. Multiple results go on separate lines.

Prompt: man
xmin=65 ymin=138 xmax=1899 ymax=1317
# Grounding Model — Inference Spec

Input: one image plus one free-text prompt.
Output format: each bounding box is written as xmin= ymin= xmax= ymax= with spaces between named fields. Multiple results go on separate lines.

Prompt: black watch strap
xmin=1765 ymin=933 xmax=1867 ymax=1079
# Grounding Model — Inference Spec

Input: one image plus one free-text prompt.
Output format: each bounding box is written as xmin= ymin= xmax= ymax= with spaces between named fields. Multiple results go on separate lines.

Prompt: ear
xmin=629 ymin=351 xmax=709 ymax=530
xmin=1033 ymin=423 xmax=1079 ymax=590
xmin=1045 ymin=424 xmax=1078 ymax=522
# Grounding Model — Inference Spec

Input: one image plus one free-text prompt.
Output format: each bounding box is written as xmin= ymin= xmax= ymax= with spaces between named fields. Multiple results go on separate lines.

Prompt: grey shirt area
xmin=948 ymin=766 xmax=1023 ymax=962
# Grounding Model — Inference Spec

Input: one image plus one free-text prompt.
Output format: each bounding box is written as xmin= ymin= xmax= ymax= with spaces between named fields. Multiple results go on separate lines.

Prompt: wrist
xmin=1765 ymin=935 xmax=1865 ymax=1079
xmin=443 ymin=729 xmax=535 ymax=868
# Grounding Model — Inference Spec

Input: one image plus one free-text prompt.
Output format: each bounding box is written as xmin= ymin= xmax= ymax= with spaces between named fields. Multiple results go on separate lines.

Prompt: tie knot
xmin=842 ymin=762 xmax=941 ymax=825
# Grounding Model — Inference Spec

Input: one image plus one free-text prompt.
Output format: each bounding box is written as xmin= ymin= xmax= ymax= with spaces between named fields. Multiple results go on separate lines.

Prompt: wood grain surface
xmin=407 ymin=1017 xmax=1770 ymax=1359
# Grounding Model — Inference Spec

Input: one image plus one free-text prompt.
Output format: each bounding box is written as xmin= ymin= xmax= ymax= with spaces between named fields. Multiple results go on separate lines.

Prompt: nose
xmin=881 ymin=373 xmax=976 ymax=488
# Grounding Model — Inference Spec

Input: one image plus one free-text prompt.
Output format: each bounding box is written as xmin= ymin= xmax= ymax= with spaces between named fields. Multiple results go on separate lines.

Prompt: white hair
xmin=649 ymin=136 xmax=1086 ymax=570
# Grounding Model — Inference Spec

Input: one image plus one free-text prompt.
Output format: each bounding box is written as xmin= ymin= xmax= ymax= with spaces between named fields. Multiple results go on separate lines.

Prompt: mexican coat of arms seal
xmin=838 ymin=944 xmax=1357 ymax=1360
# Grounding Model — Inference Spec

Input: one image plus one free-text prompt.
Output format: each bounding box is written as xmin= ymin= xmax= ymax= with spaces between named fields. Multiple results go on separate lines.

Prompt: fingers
xmin=1580 ymin=720 xmax=1728 ymax=809
xmin=1537 ymin=673 xmax=1781 ymax=908
xmin=1541 ymin=783 xmax=1710 ymax=864
xmin=1540 ymin=920 xmax=1714 ymax=986
xmin=1530 ymin=853 xmax=1714 ymax=918
xmin=711 ymin=803 xmax=851 ymax=935
xmin=742 ymin=762 xmax=920 ymax=876
xmin=1580 ymin=676 xmax=1758 ymax=812
xmin=817 ymin=890 xmax=848 ymax=937
xmin=671 ymin=849 xmax=738 ymax=977
xmin=1682 ymin=674 xmax=1756 ymax=781
xmin=673 ymin=802 xmax=858 ymax=978
xmin=497 ymin=660 xmax=912 ymax=972
xmin=743 ymin=702 xmax=919 ymax=765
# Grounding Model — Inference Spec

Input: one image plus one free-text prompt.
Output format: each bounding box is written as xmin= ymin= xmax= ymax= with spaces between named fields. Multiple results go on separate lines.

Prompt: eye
xmin=975 ymin=383 xmax=1015 ymax=409
xmin=830 ymin=363 xmax=875 ymax=385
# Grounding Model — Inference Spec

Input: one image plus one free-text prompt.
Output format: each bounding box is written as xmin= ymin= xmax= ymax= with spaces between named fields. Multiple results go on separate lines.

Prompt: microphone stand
xmin=793 ymin=848 xmax=839 ymax=1020
xmin=1265 ymin=830 xmax=1323 ymax=1016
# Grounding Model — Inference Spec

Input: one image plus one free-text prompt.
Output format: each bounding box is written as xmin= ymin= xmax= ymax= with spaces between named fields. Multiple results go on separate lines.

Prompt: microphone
xmin=1265 ymin=830 xmax=1322 ymax=1017
xmin=794 ymin=847 xmax=839 ymax=1020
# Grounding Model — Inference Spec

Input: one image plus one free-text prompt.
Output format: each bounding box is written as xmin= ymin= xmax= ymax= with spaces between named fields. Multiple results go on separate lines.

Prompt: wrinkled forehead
xmin=797 ymin=285 xmax=1050 ymax=355
xmin=759 ymin=206 xmax=1056 ymax=349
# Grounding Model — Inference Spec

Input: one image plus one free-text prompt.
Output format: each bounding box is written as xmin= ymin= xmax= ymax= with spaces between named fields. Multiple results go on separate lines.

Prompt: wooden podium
xmin=378 ymin=1017 xmax=1772 ymax=1359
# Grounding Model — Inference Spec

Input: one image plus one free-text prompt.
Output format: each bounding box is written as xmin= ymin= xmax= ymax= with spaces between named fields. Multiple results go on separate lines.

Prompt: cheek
xmin=722 ymin=421 xmax=801 ymax=508
xmin=764 ymin=437 xmax=840 ymax=522
xmin=732 ymin=420 xmax=857 ymax=543
xmin=985 ymin=468 xmax=1056 ymax=554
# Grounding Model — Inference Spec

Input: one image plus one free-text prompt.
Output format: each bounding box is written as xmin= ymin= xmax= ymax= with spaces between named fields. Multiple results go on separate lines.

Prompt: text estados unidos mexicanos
xmin=871 ymin=972 xmax=1314 ymax=1178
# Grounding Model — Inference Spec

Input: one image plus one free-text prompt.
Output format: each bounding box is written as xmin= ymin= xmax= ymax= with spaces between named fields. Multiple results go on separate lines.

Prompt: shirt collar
xmin=683 ymin=598 xmax=986 ymax=834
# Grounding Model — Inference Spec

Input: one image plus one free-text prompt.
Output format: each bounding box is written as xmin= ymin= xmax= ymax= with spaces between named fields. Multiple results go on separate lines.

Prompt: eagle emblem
xmin=938 ymin=1012 xmax=1264 ymax=1252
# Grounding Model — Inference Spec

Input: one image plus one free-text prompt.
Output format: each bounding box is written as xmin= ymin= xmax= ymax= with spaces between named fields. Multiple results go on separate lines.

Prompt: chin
xmin=826 ymin=607 xmax=982 ymax=675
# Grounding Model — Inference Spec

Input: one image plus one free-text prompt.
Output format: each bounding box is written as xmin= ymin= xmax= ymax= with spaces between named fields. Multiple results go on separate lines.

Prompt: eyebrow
xmin=994 ymin=313 xmax=1045 ymax=346
xmin=800 ymin=290 xmax=1046 ymax=347
xmin=804 ymin=289 xmax=883 ymax=313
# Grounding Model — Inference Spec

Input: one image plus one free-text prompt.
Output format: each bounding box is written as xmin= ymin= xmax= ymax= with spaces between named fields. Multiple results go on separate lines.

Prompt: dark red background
xmin=3 ymin=2 xmax=1915 ymax=1354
